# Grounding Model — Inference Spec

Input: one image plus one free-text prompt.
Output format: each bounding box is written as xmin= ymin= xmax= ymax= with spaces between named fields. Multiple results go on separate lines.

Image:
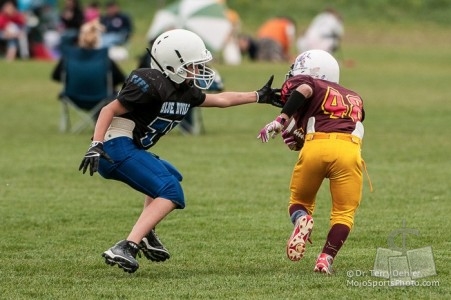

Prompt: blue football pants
xmin=98 ymin=137 xmax=185 ymax=208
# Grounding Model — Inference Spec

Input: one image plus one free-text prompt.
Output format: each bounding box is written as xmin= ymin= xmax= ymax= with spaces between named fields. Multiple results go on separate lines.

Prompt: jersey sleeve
xmin=117 ymin=70 xmax=148 ymax=110
xmin=117 ymin=69 xmax=163 ymax=111
xmin=190 ymin=88 xmax=206 ymax=107
xmin=281 ymin=75 xmax=315 ymax=104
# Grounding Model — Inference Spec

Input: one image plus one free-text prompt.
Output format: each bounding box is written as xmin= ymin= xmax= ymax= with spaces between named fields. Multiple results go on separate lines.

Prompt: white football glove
xmin=257 ymin=117 xmax=285 ymax=143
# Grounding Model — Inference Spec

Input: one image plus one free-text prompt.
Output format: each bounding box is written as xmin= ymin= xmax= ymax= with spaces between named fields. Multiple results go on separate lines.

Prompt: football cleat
xmin=139 ymin=229 xmax=170 ymax=262
xmin=314 ymin=253 xmax=334 ymax=274
xmin=102 ymin=240 xmax=139 ymax=273
xmin=286 ymin=215 xmax=314 ymax=261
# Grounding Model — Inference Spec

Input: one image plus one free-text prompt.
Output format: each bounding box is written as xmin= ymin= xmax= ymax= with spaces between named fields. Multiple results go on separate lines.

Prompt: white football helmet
xmin=287 ymin=49 xmax=340 ymax=83
xmin=151 ymin=29 xmax=215 ymax=89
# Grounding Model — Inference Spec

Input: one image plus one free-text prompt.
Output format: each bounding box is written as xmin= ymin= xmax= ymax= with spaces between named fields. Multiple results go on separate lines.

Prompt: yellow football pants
xmin=289 ymin=133 xmax=363 ymax=229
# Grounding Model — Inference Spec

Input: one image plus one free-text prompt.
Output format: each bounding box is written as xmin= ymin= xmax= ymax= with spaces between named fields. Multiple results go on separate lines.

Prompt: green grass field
xmin=1 ymin=1 xmax=450 ymax=299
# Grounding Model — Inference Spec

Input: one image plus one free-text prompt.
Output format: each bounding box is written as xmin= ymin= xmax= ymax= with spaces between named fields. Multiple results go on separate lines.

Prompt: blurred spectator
xmin=297 ymin=8 xmax=343 ymax=55
xmin=77 ymin=17 xmax=103 ymax=48
xmin=16 ymin=0 xmax=34 ymax=12
xmin=36 ymin=2 xmax=60 ymax=59
xmin=59 ymin=0 xmax=84 ymax=47
xmin=84 ymin=1 xmax=100 ymax=23
xmin=237 ymin=33 xmax=259 ymax=61
xmin=0 ymin=0 xmax=28 ymax=61
xmin=221 ymin=5 xmax=242 ymax=65
xmin=256 ymin=16 xmax=296 ymax=62
xmin=100 ymin=0 xmax=132 ymax=48
xmin=52 ymin=18 xmax=126 ymax=92
xmin=22 ymin=1 xmax=60 ymax=60
xmin=16 ymin=0 xmax=57 ymax=10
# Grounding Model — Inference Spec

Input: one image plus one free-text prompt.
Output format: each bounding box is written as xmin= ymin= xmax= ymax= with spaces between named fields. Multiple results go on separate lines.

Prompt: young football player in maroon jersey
xmin=257 ymin=49 xmax=366 ymax=274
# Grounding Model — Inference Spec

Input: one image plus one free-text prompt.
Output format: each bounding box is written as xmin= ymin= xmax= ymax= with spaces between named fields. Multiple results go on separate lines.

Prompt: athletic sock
xmin=322 ymin=223 xmax=350 ymax=258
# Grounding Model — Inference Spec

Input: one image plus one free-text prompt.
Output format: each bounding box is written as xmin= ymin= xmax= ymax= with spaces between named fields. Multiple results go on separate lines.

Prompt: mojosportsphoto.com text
xmin=346 ymin=279 xmax=440 ymax=288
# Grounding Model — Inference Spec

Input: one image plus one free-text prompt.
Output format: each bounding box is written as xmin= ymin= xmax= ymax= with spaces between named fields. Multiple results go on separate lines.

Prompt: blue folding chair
xmin=59 ymin=46 xmax=114 ymax=133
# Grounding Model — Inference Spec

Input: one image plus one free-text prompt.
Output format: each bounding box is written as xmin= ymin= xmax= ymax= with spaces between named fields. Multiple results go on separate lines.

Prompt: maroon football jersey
xmin=281 ymin=75 xmax=364 ymax=134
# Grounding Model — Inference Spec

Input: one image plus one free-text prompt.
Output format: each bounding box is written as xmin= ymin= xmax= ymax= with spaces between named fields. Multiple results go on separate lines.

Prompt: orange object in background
xmin=257 ymin=17 xmax=295 ymax=59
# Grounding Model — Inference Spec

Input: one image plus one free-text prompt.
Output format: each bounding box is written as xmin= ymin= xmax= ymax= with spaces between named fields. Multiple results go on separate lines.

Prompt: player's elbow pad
xmin=281 ymin=90 xmax=307 ymax=117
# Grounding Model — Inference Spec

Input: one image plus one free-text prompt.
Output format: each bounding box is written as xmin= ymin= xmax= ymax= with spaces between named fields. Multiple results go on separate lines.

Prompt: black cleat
xmin=139 ymin=229 xmax=170 ymax=262
xmin=102 ymin=240 xmax=139 ymax=273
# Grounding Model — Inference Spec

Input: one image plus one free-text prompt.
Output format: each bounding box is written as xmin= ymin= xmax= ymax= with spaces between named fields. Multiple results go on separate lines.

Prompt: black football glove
xmin=256 ymin=75 xmax=284 ymax=108
xmin=79 ymin=141 xmax=113 ymax=176
xmin=270 ymin=88 xmax=284 ymax=108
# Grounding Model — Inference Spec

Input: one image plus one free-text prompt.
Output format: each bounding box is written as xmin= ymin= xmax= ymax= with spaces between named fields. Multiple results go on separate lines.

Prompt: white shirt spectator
xmin=297 ymin=9 xmax=343 ymax=54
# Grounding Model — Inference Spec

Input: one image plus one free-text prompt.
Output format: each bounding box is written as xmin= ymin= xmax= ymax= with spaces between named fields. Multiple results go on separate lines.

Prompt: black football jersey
xmin=117 ymin=68 xmax=206 ymax=149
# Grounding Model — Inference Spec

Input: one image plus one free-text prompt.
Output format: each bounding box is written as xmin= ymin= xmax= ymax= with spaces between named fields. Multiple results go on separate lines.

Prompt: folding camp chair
xmin=59 ymin=46 xmax=114 ymax=133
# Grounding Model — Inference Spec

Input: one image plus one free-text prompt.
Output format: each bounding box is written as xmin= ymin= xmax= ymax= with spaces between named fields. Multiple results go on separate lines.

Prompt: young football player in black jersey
xmin=79 ymin=29 xmax=280 ymax=273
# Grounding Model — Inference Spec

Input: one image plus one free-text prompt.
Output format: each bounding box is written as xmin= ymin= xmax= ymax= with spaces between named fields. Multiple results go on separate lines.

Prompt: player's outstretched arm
xmin=201 ymin=75 xmax=280 ymax=108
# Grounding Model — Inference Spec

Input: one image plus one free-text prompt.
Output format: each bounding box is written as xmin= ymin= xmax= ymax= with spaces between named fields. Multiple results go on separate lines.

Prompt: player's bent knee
xmin=158 ymin=180 xmax=185 ymax=209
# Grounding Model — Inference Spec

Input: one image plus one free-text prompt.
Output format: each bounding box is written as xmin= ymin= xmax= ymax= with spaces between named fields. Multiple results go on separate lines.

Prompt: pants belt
xmin=305 ymin=133 xmax=361 ymax=144
xmin=104 ymin=117 xmax=135 ymax=142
